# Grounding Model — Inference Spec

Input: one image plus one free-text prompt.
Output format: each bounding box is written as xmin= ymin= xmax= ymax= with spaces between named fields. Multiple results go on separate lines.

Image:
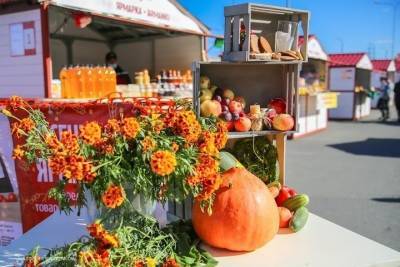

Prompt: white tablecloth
xmin=1 ymin=211 xmax=399 ymax=267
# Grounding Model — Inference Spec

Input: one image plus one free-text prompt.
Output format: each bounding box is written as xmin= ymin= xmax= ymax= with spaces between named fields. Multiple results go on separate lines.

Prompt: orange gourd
xmin=192 ymin=167 xmax=279 ymax=251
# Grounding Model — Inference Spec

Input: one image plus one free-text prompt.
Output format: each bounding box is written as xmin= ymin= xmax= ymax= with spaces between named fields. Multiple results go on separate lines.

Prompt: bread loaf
xmin=259 ymin=36 xmax=273 ymax=53
xmin=250 ymin=34 xmax=260 ymax=53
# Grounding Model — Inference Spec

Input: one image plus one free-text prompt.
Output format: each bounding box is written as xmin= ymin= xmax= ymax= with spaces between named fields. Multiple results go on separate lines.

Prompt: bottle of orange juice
xmin=80 ymin=65 xmax=87 ymax=98
xmin=86 ymin=65 xmax=94 ymax=98
xmin=69 ymin=66 xmax=77 ymax=98
xmin=93 ymin=65 xmax=104 ymax=98
xmin=75 ymin=66 xmax=83 ymax=98
xmin=60 ymin=66 xmax=70 ymax=98
xmin=109 ymin=67 xmax=116 ymax=95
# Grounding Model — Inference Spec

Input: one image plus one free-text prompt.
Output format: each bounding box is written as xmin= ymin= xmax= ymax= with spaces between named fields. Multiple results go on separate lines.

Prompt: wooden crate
xmin=223 ymin=3 xmax=309 ymax=62
xmin=169 ymin=61 xmax=300 ymax=220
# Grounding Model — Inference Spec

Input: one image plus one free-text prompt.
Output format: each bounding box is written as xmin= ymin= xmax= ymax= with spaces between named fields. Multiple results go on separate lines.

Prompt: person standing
xmin=394 ymin=78 xmax=400 ymax=122
xmin=377 ymin=77 xmax=390 ymax=121
xmin=105 ymin=51 xmax=131 ymax=84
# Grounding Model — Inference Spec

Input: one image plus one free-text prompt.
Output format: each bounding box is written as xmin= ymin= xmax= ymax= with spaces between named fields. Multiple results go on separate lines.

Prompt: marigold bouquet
xmin=2 ymin=96 xmax=228 ymax=267
xmin=3 ymin=96 xmax=227 ymax=214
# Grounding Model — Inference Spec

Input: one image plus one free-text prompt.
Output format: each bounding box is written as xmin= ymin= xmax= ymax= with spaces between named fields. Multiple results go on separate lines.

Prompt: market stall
xmin=0 ymin=0 xmax=212 ymax=245
xmin=370 ymin=59 xmax=396 ymax=108
xmin=292 ymin=35 xmax=337 ymax=139
xmin=328 ymin=53 xmax=373 ymax=120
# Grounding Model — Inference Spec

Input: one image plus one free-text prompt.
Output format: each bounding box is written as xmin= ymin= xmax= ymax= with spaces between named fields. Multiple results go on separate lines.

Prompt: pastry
xmin=258 ymin=36 xmax=273 ymax=53
xmin=250 ymin=34 xmax=260 ymax=53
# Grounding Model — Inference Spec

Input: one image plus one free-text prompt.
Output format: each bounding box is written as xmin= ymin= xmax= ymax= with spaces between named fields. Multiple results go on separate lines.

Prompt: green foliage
xmin=231 ymin=137 xmax=278 ymax=183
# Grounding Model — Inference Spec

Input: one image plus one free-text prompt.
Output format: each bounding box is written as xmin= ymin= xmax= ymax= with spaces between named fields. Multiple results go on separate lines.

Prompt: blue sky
xmin=179 ymin=0 xmax=400 ymax=59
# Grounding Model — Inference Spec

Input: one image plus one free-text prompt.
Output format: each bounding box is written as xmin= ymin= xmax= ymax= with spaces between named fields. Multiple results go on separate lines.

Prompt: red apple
xmin=226 ymin=121 xmax=235 ymax=131
xmin=234 ymin=96 xmax=246 ymax=109
xmin=268 ymin=98 xmax=287 ymax=114
xmin=272 ymin=114 xmax=294 ymax=131
xmin=201 ymin=100 xmax=222 ymax=117
xmin=228 ymin=100 xmax=243 ymax=113
xmin=234 ymin=117 xmax=251 ymax=132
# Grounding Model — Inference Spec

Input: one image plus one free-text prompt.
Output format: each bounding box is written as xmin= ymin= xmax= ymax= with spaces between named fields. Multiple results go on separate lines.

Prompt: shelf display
xmin=223 ymin=3 xmax=309 ymax=62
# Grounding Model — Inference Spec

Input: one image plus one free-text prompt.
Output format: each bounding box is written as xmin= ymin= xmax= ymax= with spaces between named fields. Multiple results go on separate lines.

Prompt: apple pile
xmin=199 ymin=76 xmax=296 ymax=132
xmin=200 ymin=76 xmax=251 ymax=132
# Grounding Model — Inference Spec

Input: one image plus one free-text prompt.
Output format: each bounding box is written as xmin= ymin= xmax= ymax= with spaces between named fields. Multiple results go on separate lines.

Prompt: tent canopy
xmin=41 ymin=0 xmax=211 ymax=36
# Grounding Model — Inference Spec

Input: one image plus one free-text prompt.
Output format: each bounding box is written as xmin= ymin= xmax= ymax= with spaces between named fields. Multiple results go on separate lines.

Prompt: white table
xmin=1 ymin=212 xmax=399 ymax=267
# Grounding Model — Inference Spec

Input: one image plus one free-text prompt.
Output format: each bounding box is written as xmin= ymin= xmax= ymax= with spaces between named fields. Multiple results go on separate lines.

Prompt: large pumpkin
xmin=192 ymin=167 xmax=279 ymax=251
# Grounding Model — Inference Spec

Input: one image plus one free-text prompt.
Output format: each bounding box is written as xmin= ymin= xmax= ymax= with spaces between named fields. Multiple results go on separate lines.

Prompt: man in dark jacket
xmin=394 ymin=79 xmax=400 ymax=122
xmin=105 ymin=51 xmax=131 ymax=84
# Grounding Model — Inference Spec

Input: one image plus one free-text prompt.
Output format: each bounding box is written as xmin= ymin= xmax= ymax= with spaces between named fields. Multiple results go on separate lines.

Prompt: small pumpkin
xmin=192 ymin=167 xmax=279 ymax=251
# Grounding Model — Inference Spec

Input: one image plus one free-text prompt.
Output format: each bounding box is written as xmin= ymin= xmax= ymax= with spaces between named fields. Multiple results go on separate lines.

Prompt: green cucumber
xmin=219 ymin=151 xmax=243 ymax=171
xmin=282 ymin=194 xmax=309 ymax=211
xmin=289 ymin=206 xmax=309 ymax=232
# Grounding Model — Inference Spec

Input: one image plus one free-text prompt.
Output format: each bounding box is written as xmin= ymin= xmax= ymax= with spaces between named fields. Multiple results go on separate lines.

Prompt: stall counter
xmin=1 ymin=209 xmax=399 ymax=267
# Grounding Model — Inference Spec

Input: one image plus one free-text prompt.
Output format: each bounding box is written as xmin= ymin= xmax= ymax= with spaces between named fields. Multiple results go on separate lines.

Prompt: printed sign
xmin=45 ymin=0 xmax=204 ymax=34
xmin=9 ymin=21 xmax=36 ymax=57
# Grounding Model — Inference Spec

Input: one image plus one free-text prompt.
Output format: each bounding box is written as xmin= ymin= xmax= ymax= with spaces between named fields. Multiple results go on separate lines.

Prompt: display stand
xmin=328 ymin=53 xmax=373 ymax=120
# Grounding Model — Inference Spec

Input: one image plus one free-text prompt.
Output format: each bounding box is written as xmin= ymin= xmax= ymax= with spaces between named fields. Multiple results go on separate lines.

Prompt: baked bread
xmin=258 ymin=36 xmax=273 ymax=53
xmin=250 ymin=34 xmax=260 ymax=53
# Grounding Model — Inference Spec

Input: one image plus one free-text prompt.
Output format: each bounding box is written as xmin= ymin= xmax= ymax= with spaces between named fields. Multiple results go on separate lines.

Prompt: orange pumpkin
xmin=192 ymin=167 xmax=279 ymax=251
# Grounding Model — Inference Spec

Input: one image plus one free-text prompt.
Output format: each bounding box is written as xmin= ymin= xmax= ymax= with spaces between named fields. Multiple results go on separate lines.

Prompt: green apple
xmin=200 ymin=89 xmax=213 ymax=103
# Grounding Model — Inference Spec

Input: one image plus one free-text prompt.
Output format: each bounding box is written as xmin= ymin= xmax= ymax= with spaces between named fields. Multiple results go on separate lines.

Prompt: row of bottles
xmin=134 ymin=69 xmax=193 ymax=97
xmin=59 ymin=65 xmax=116 ymax=99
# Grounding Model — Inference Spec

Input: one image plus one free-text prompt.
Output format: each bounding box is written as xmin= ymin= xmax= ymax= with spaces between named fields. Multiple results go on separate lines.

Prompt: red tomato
xmin=275 ymin=187 xmax=291 ymax=206
xmin=0 ymin=194 xmax=5 ymax=202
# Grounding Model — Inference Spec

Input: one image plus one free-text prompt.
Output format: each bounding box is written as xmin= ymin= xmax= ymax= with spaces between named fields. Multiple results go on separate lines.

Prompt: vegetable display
xmin=192 ymin=166 xmax=279 ymax=252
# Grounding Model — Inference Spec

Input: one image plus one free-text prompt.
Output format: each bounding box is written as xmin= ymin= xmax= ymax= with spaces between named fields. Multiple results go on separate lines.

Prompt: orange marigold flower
xmin=80 ymin=122 xmax=102 ymax=145
xmin=48 ymin=155 xmax=67 ymax=176
xmin=215 ymin=122 xmax=228 ymax=150
xmin=94 ymin=138 xmax=114 ymax=155
xmin=13 ymin=145 xmax=25 ymax=160
xmin=122 ymin=117 xmax=140 ymax=139
xmin=87 ymin=222 xmax=105 ymax=238
xmin=163 ymin=258 xmax=180 ymax=267
xmin=196 ymin=172 xmax=223 ymax=201
xmin=133 ymin=259 xmax=145 ymax=267
xmin=98 ymin=232 xmax=119 ymax=249
xmin=141 ymin=136 xmax=156 ymax=152
xmin=19 ymin=118 xmax=35 ymax=133
xmin=150 ymin=150 xmax=177 ymax=176
xmin=102 ymin=184 xmax=125 ymax=208
xmin=199 ymin=132 xmax=218 ymax=156
xmin=104 ymin=119 xmax=120 ymax=135
xmin=9 ymin=96 xmax=24 ymax=110
xmin=79 ymin=249 xmax=110 ymax=267
xmin=172 ymin=110 xmax=201 ymax=143
xmin=61 ymin=131 xmax=79 ymax=154
xmin=45 ymin=134 xmax=64 ymax=155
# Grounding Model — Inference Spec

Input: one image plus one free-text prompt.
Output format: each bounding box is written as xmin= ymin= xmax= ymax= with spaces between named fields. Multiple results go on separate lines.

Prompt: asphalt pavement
xmin=287 ymin=107 xmax=400 ymax=251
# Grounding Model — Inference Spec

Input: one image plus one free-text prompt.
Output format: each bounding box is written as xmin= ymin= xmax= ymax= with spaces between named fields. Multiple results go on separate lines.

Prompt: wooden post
xmin=276 ymin=133 xmax=286 ymax=185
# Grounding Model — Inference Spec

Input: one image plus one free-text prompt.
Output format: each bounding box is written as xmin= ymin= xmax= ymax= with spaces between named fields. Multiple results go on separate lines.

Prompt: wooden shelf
xmin=197 ymin=60 xmax=305 ymax=66
xmin=228 ymin=130 xmax=295 ymax=139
